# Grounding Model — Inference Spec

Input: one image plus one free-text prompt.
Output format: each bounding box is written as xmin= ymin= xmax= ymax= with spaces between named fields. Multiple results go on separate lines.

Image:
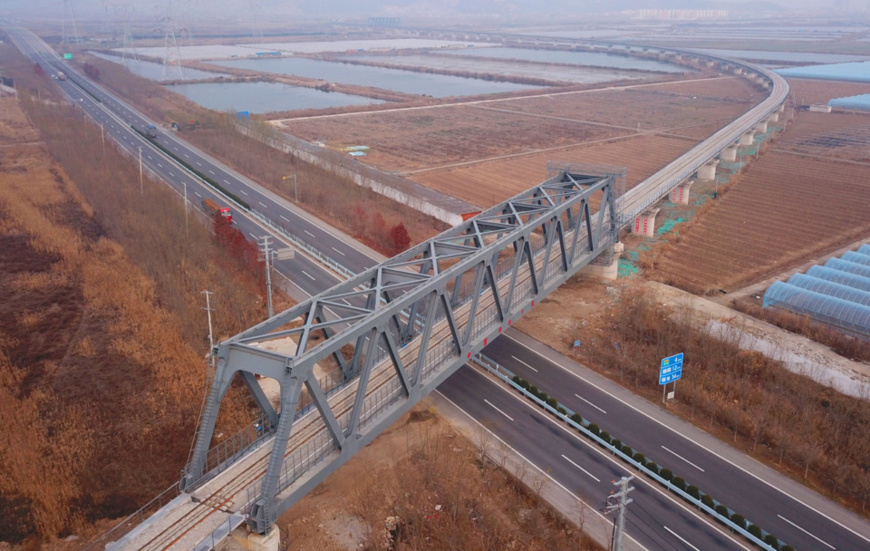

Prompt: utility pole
xmin=138 ymin=146 xmax=143 ymax=194
xmin=202 ymin=290 xmax=215 ymax=377
xmin=605 ymin=476 xmax=635 ymax=551
xmin=100 ymin=123 xmax=105 ymax=156
xmin=183 ymin=180 xmax=189 ymax=236
xmin=259 ymin=236 xmax=274 ymax=318
xmin=283 ymin=174 xmax=297 ymax=202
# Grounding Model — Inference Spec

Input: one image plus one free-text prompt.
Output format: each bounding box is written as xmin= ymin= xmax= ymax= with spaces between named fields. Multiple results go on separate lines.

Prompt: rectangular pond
xmin=776 ymin=61 xmax=870 ymax=83
xmin=92 ymin=52 xmax=229 ymax=81
xmin=211 ymin=57 xmax=542 ymax=97
xmin=829 ymin=94 xmax=870 ymax=110
xmin=165 ymin=81 xmax=383 ymax=114
xmin=435 ymin=47 xmax=686 ymax=73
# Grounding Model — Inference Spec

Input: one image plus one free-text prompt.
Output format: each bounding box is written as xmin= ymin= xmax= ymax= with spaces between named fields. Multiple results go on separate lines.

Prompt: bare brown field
xmin=787 ymin=78 xmax=870 ymax=105
xmin=412 ymin=134 xmax=698 ymax=208
xmin=770 ymin=111 xmax=870 ymax=163
xmin=639 ymin=75 xmax=764 ymax=103
xmin=279 ymin=103 xmax=630 ymax=172
xmin=491 ymin=85 xmax=755 ymax=130
xmin=649 ymin=147 xmax=870 ymax=293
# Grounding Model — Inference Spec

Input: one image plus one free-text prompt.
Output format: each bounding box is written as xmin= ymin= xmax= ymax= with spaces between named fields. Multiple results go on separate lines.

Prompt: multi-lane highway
xmin=7 ymin=20 xmax=867 ymax=551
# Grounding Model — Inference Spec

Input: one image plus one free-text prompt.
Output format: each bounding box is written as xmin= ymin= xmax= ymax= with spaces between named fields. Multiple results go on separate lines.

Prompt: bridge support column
xmin=697 ymin=159 xmax=719 ymax=181
xmin=768 ymin=112 xmax=779 ymax=123
xmin=739 ymin=132 xmax=754 ymax=146
xmin=720 ymin=145 xmax=738 ymax=162
xmin=632 ymin=208 xmax=659 ymax=237
xmin=232 ymin=525 xmax=280 ymax=551
xmin=670 ymin=180 xmax=694 ymax=205
xmin=583 ymin=242 xmax=623 ymax=280
xmin=756 ymin=120 xmax=768 ymax=133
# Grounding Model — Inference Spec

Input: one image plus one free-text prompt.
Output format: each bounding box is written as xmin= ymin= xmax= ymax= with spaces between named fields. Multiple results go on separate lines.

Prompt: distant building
xmin=624 ymin=10 xmax=728 ymax=20
xmin=809 ymin=104 xmax=832 ymax=113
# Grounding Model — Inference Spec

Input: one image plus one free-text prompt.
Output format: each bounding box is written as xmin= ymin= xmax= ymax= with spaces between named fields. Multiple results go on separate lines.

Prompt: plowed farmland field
xmin=640 ymin=76 xmax=764 ymax=103
xmin=650 ymin=115 xmax=870 ymax=293
xmin=770 ymin=111 xmax=870 ymax=163
xmin=495 ymin=84 xmax=755 ymax=130
xmin=412 ymin=134 xmax=697 ymax=208
xmin=280 ymin=104 xmax=630 ymax=171
xmin=786 ymin=78 xmax=870 ymax=106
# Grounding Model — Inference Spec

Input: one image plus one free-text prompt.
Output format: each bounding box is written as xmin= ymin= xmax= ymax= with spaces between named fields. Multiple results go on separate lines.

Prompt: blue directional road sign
xmin=659 ymin=352 xmax=684 ymax=385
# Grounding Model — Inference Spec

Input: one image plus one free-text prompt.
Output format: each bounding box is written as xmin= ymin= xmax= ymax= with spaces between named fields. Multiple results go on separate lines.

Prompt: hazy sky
xmin=0 ymin=0 xmax=854 ymax=23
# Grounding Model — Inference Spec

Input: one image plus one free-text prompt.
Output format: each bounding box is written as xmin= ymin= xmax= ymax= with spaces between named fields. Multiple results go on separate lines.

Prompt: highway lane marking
xmin=249 ymin=233 xmax=258 ymax=240
xmin=661 ymin=446 xmax=705 ymax=473
xmin=196 ymin=161 xmax=202 ymax=166
xmin=301 ymin=270 xmax=316 ymax=281
xmin=258 ymin=201 xmax=268 ymax=208
xmin=239 ymin=189 xmax=249 ymax=196
xmin=561 ymin=454 xmax=600 ymax=482
xmin=194 ymin=192 xmax=201 ymax=198
xmin=436 ymin=391 xmax=646 ymax=551
xmin=280 ymin=215 xmax=290 ymax=222
xmin=223 ymin=179 xmax=231 ymax=185
xmin=502 ymin=333 xmax=870 ymax=546
xmin=511 ymin=355 xmax=538 ymax=373
xmin=484 ymin=399 xmax=514 ymax=422
xmin=157 ymin=163 xmax=163 ymax=168
xmin=777 ymin=515 xmax=836 ymax=549
xmin=209 ymin=170 xmax=216 ymax=175
xmin=341 ymin=299 xmax=351 ymax=306
xmin=574 ymin=394 xmax=606 ymax=414
xmin=331 ymin=247 xmax=345 ymax=256
xmin=663 ymin=526 xmax=699 ymax=551
xmin=304 ymin=230 xmax=316 ymax=238
xmin=168 ymin=171 xmax=175 ymax=177
xmin=184 ymin=153 xmax=190 ymax=159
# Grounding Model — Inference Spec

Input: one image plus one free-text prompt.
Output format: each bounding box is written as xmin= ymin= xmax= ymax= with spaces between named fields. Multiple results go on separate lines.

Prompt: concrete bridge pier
xmin=583 ymin=242 xmax=624 ymax=280
xmin=633 ymin=208 xmax=659 ymax=237
xmin=739 ymin=131 xmax=755 ymax=146
xmin=768 ymin=112 xmax=779 ymax=123
xmin=670 ymin=180 xmax=694 ymax=204
xmin=697 ymin=159 xmax=719 ymax=181
xmin=756 ymin=120 xmax=768 ymax=134
xmin=720 ymin=145 xmax=738 ymax=162
xmin=231 ymin=526 xmax=280 ymax=551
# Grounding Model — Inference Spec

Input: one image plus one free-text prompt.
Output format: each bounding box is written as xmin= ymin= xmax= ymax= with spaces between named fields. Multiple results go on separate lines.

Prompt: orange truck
xmin=201 ymin=198 xmax=233 ymax=223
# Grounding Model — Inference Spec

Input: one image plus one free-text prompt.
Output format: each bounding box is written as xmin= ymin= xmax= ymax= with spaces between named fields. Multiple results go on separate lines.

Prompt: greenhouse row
xmin=763 ymin=246 xmax=870 ymax=338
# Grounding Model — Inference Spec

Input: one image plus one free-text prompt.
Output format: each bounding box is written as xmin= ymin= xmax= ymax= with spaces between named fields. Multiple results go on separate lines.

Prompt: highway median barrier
xmin=476 ymin=353 xmax=792 ymax=551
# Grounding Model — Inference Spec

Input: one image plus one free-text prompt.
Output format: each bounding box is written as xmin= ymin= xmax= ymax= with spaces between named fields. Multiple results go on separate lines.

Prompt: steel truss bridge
xmin=176 ymin=170 xmax=618 ymax=538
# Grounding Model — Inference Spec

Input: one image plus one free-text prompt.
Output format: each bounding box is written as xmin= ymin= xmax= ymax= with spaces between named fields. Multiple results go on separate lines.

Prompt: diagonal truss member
xmin=180 ymin=170 xmax=619 ymax=534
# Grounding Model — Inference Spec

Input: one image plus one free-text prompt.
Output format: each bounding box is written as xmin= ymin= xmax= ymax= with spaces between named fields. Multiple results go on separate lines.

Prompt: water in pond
xmin=436 ymin=47 xmax=686 ymax=73
xmin=829 ymin=94 xmax=870 ymax=110
xmin=776 ymin=61 xmax=870 ymax=83
xmin=91 ymin=52 xmax=227 ymax=81
xmin=687 ymin=48 xmax=869 ymax=64
xmin=166 ymin=81 xmax=383 ymax=114
xmin=212 ymin=57 xmax=542 ymax=97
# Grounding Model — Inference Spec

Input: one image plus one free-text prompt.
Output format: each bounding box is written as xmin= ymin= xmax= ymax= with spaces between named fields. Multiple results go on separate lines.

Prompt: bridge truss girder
xmin=181 ymin=170 xmax=619 ymax=535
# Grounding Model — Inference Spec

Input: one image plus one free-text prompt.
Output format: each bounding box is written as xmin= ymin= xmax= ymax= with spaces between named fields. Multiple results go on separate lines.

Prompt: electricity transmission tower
xmin=605 ymin=476 xmax=635 ymax=551
xmin=62 ymin=0 xmax=81 ymax=45
xmin=157 ymin=0 xmax=185 ymax=81
xmin=106 ymin=2 xmax=138 ymax=62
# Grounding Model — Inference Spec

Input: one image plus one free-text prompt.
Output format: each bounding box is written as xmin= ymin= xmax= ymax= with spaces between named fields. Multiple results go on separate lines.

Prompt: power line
xmin=605 ymin=476 xmax=635 ymax=551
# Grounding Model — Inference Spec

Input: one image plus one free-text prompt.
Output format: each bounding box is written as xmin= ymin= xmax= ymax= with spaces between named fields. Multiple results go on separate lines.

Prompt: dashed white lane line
xmin=574 ymin=394 xmax=607 ymax=414
xmin=194 ymin=192 xmax=201 ymax=198
xmin=209 ymin=170 xmax=215 ymax=175
xmin=304 ymin=230 xmax=316 ymax=238
xmin=184 ymin=153 xmax=190 ymax=158
xmin=661 ymin=446 xmax=705 ymax=473
xmin=168 ymin=172 xmax=175 ymax=177
xmin=223 ymin=179 xmax=231 ymax=185
xmin=561 ymin=454 xmax=600 ymax=482
xmin=511 ymin=355 xmax=538 ymax=373
xmin=484 ymin=399 xmax=514 ymax=422
xmin=663 ymin=526 xmax=699 ymax=551
xmin=239 ymin=189 xmax=248 ymax=195
xmin=777 ymin=515 xmax=836 ymax=549
xmin=331 ymin=247 xmax=345 ymax=256
xmin=301 ymin=270 xmax=316 ymax=281
xmin=341 ymin=299 xmax=351 ymax=306
xmin=196 ymin=161 xmax=202 ymax=166
xmin=280 ymin=215 xmax=290 ymax=222
xmin=258 ymin=201 xmax=268 ymax=208
xmin=157 ymin=163 xmax=163 ymax=168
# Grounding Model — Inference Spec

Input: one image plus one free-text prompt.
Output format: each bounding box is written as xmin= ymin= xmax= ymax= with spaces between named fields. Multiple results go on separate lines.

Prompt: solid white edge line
xmin=777 ymin=515 xmax=836 ymax=550
xmin=503 ymin=332 xmax=870 ymax=545
xmin=663 ymin=526 xmax=700 ymax=551
xmin=561 ymin=454 xmax=600 ymax=482
xmin=483 ymin=399 xmax=515 ymax=422
xmin=511 ymin=355 xmax=539 ymax=373
xmin=575 ymin=394 xmax=607 ymax=414
xmin=661 ymin=446 xmax=705 ymax=473
xmin=435 ymin=390 xmax=649 ymax=551
xmin=484 ymin=364 xmax=753 ymax=551
xmin=331 ymin=247 xmax=346 ymax=256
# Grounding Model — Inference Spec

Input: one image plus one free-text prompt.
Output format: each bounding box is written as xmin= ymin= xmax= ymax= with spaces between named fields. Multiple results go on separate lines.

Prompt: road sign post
xmin=658 ymin=352 xmax=683 ymax=403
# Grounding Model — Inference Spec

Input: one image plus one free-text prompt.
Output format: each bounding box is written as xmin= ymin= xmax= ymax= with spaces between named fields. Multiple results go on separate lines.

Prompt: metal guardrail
xmin=474 ymin=353 xmax=786 ymax=551
xmin=83 ymin=483 xmax=180 ymax=551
